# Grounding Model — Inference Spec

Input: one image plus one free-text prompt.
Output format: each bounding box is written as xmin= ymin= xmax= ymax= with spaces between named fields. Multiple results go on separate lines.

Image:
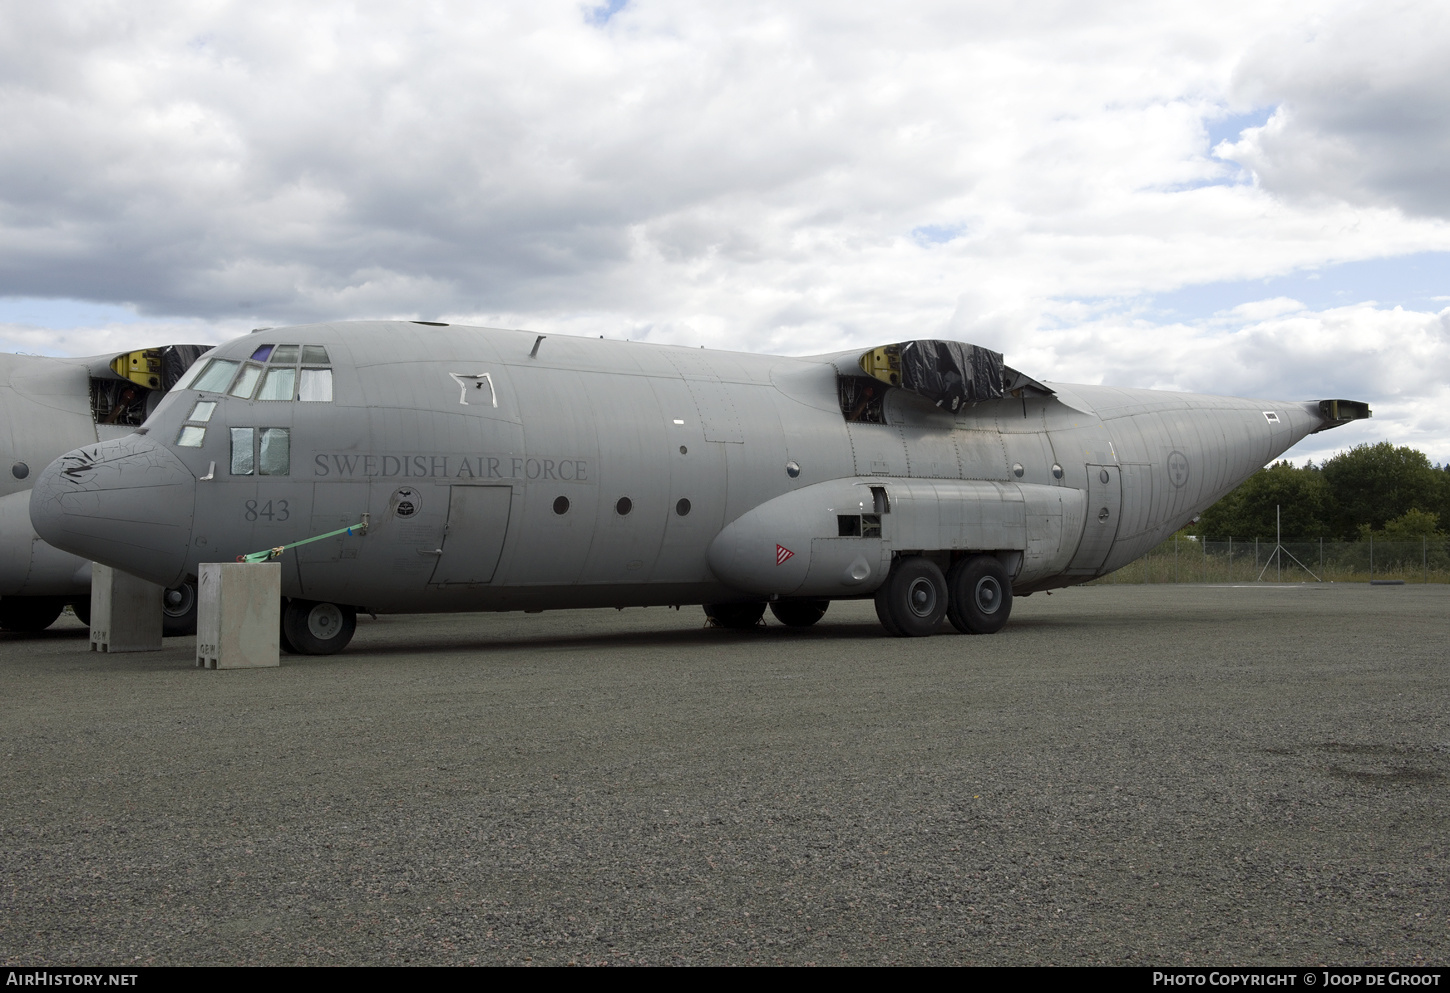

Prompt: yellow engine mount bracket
xmin=858 ymin=345 xmax=902 ymax=387
xmin=111 ymin=349 xmax=163 ymax=390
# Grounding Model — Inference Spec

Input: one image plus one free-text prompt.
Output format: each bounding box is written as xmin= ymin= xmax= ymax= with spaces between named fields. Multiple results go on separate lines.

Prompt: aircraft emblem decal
xmin=776 ymin=544 xmax=794 ymax=566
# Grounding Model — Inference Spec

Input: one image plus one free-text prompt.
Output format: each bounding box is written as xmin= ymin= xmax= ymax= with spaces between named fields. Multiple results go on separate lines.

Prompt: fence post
xmin=1175 ymin=535 xmax=1179 ymax=583
xmin=1370 ymin=535 xmax=1374 ymax=580
xmin=1425 ymin=537 xmax=1428 ymax=585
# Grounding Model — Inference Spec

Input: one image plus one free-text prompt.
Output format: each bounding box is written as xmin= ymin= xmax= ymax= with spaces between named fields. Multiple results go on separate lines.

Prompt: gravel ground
xmin=0 ymin=583 xmax=1446 ymax=966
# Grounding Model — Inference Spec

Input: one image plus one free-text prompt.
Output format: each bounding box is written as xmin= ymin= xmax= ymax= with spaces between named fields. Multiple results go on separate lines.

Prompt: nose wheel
xmin=282 ymin=598 xmax=358 ymax=655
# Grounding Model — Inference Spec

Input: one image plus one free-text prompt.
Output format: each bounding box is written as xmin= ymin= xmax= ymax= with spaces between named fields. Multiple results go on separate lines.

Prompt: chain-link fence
xmin=1090 ymin=536 xmax=1450 ymax=584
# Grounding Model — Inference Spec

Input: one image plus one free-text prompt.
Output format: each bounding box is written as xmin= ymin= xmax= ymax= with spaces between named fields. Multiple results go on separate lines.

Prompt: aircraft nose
xmin=30 ymin=435 xmax=197 ymax=588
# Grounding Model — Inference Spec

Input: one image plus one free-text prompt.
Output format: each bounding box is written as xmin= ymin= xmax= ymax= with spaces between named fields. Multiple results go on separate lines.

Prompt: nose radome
xmin=30 ymin=435 xmax=197 ymax=588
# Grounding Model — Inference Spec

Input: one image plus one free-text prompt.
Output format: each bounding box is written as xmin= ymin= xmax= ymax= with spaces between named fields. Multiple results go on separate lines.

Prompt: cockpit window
xmin=229 ymin=363 xmax=263 ymax=399
xmin=257 ymin=368 xmax=296 ymax=401
xmin=176 ymin=401 xmax=216 ymax=447
xmin=259 ymin=428 xmax=290 ymax=475
xmin=192 ymin=359 xmax=240 ymax=394
xmin=230 ymin=428 xmax=254 ymax=475
xmin=298 ymin=368 xmax=333 ymax=402
xmin=230 ymin=426 xmax=290 ymax=476
xmin=190 ymin=344 xmax=333 ymax=402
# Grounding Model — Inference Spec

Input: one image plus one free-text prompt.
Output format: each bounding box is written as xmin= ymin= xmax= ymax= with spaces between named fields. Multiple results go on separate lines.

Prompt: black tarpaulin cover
xmin=895 ymin=340 xmax=1004 ymax=411
xmin=160 ymin=345 xmax=210 ymax=391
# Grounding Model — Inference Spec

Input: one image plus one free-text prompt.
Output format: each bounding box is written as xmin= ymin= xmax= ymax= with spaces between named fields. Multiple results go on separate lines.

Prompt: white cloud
xmin=1 ymin=1 xmax=1448 ymax=463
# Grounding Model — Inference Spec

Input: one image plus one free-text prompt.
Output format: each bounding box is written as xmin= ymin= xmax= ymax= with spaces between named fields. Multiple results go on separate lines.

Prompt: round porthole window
xmin=1052 ymin=463 xmax=1063 ymax=479
xmin=11 ymin=462 xmax=28 ymax=480
xmin=1012 ymin=462 xmax=1024 ymax=478
xmin=679 ymin=445 xmax=688 ymax=455
xmin=1099 ymin=469 xmax=1111 ymax=484
xmin=785 ymin=460 xmax=801 ymax=478
xmin=616 ymin=496 xmax=633 ymax=516
xmin=553 ymin=496 xmax=570 ymax=515
xmin=676 ymin=498 xmax=691 ymax=517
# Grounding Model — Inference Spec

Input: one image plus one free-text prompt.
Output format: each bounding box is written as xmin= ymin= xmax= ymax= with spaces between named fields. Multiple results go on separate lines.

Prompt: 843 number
xmin=244 ymin=499 xmax=290 ymax=522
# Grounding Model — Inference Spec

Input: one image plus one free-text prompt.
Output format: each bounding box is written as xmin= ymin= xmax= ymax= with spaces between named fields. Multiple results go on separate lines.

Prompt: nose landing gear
xmin=282 ymin=599 xmax=358 ymax=655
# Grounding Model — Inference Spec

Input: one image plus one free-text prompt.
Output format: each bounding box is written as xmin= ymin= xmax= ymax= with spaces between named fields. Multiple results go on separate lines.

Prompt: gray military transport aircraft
xmin=0 ymin=345 xmax=207 ymax=633
xmin=28 ymin=321 xmax=1369 ymax=655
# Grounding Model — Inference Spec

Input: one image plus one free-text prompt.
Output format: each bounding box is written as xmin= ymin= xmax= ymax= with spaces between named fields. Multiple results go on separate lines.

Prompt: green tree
xmin=1320 ymin=443 xmax=1442 ymax=538
xmin=1196 ymin=460 xmax=1330 ymax=539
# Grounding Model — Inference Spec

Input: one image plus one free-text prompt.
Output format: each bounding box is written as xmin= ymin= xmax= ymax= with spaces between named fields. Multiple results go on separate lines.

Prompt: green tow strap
xmin=236 ymin=520 xmax=369 ymax=563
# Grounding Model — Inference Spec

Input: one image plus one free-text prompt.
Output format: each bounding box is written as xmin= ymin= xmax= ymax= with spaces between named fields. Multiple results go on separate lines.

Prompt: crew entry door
xmin=1066 ymin=464 xmax=1122 ymax=574
xmin=429 ymin=485 xmax=513 ymax=584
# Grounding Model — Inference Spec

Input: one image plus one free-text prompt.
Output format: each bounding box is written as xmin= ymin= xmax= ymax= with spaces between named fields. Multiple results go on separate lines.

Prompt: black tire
xmin=874 ymin=589 xmax=904 ymax=637
xmin=947 ymin=555 xmax=1013 ymax=634
xmin=70 ymin=598 xmax=91 ymax=626
xmin=161 ymin=583 xmax=198 ymax=637
xmin=877 ymin=557 xmax=947 ymax=637
xmin=278 ymin=597 xmax=297 ymax=655
xmin=282 ymin=599 xmax=357 ymax=655
xmin=0 ymin=596 xmax=66 ymax=632
xmin=703 ymin=602 xmax=767 ymax=629
xmin=769 ymin=599 xmax=829 ymax=627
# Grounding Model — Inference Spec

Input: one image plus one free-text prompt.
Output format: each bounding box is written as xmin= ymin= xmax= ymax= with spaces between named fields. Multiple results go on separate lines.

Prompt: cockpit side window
xmin=175 ymin=400 xmax=217 ymax=448
xmin=193 ymin=360 xmax=240 ymax=394
xmin=230 ymin=427 xmax=255 ymax=475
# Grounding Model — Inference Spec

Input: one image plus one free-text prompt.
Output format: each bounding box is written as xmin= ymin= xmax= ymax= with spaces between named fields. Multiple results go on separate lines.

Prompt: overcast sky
xmin=2 ymin=0 xmax=1448 ymax=464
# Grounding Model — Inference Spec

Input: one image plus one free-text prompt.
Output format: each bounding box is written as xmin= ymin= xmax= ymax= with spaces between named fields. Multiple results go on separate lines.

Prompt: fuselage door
xmin=429 ymin=485 xmax=513 ymax=584
xmin=1065 ymin=464 xmax=1122 ymax=574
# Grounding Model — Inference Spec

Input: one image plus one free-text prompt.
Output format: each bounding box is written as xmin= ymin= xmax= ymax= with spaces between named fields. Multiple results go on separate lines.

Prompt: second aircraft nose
xmin=30 ymin=435 xmax=197 ymax=588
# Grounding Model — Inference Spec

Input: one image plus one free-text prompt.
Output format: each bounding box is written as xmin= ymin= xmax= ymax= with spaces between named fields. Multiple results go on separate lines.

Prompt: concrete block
xmin=90 ymin=563 xmax=164 ymax=653
xmin=196 ymin=562 xmax=280 ymax=669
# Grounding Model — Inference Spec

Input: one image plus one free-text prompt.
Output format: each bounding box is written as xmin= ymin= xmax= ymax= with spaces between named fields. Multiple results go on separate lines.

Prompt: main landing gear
xmin=875 ymin=554 xmax=1013 ymax=637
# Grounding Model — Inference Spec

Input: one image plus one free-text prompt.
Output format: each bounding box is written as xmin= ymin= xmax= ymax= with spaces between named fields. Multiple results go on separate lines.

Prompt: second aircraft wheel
xmin=946 ymin=555 xmax=1013 ymax=634
xmin=162 ymin=583 xmax=198 ymax=636
xmin=703 ymin=602 xmax=767 ymax=629
xmin=875 ymin=557 xmax=947 ymax=637
xmin=769 ymin=599 xmax=829 ymax=627
xmin=282 ymin=599 xmax=358 ymax=655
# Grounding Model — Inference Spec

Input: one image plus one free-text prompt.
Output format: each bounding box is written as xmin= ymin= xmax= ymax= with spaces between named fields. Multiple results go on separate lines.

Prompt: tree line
xmin=1196 ymin=442 xmax=1450 ymax=541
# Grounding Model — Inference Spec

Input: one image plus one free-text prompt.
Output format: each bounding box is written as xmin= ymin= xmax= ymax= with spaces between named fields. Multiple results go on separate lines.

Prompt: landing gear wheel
xmin=769 ymin=599 xmax=829 ymax=627
xmin=703 ymin=602 xmax=767 ymax=629
xmin=162 ymin=583 xmax=198 ymax=637
xmin=875 ymin=557 xmax=947 ymax=637
xmin=282 ymin=599 xmax=357 ymax=655
xmin=947 ymin=555 xmax=1013 ymax=634
xmin=278 ymin=597 xmax=297 ymax=655
xmin=0 ymin=597 xmax=65 ymax=632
